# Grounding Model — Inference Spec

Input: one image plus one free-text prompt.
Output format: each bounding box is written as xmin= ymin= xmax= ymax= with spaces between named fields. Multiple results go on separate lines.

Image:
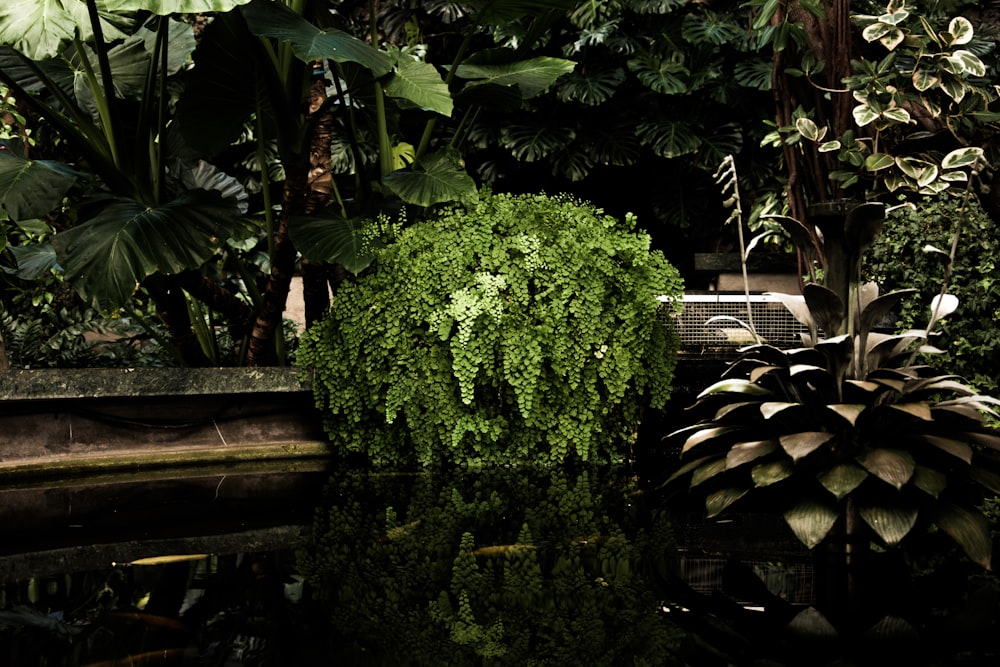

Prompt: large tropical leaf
xmin=382 ymin=150 xmax=477 ymax=207
xmin=931 ymin=503 xmax=992 ymax=569
xmin=555 ymin=67 xmax=624 ymax=106
xmin=6 ymin=242 xmax=59 ymax=279
xmin=818 ymin=463 xmax=868 ymax=500
xmin=288 ymin=213 xmax=379 ymax=275
xmin=52 ymin=190 xmax=242 ymax=309
xmin=785 ymin=499 xmax=839 ymax=548
xmin=174 ymin=11 xmax=273 ymax=156
xmin=383 ymin=57 xmax=452 ymax=117
xmin=500 ymin=124 xmax=575 ymax=162
xmin=455 ymin=57 xmax=576 ymax=99
xmin=858 ymin=448 xmax=915 ymax=489
xmin=858 ymin=503 xmax=918 ymax=545
xmin=466 ymin=0 xmax=578 ymax=25
xmin=635 ymin=119 xmax=701 ymax=159
xmin=241 ymin=0 xmax=392 ymax=76
xmin=104 ymin=0 xmax=250 ymax=12
xmin=0 ymin=152 xmax=79 ymax=220
xmin=0 ymin=0 xmax=130 ymax=60
xmin=779 ymin=431 xmax=834 ymax=462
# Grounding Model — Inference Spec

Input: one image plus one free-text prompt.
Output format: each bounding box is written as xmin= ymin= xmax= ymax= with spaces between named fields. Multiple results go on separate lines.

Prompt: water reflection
xmin=1 ymin=465 xmax=682 ymax=666
xmin=301 ymin=466 xmax=680 ymax=665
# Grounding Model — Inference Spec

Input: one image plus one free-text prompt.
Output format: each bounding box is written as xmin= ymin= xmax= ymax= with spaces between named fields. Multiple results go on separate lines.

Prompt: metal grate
xmin=659 ymin=292 xmax=811 ymax=351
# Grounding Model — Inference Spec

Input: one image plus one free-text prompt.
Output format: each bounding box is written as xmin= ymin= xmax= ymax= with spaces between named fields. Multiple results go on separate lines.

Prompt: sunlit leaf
xmin=697 ymin=378 xmax=771 ymax=399
xmin=691 ymin=457 xmax=727 ymax=488
xmin=912 ymin=465 xmax=947 ymax=497
xmin=941 ymin=147 xmax=984 ymax=170
xmin=106 ymin=0 xmax=249 ymax=11
xmin=859 ymin=503 xmax=918 ymax=545
xmin=785 ymin=499 xmax=838 ymax=548
xmin=681 ymin=426 xmax=737 ymax=454
xmin=242 ymin=0 xmax=392 ymax=75
xmin=929 ymin=293 xmax=959 ymax=320
xmin=726 ymin=440 xmax=778 ymax=469
xmin=128 ymin=553 xmax=210 ymax=566
xmin=383 ymin=57 xmax=452 ymax=116
xmin=382 ymin=150 xmax=477 ymax=207
xmin=826 ymin=404 xmax=865 ymax=425
xmin=760 ymin=402 xmax=800 ymax=419
xmin=456 ymin=56 xmax=576 ymax=99
xmin=780 ymin=431 xmax=834 ymax=462
xmin=818 ymin=464 xmax=868 ymax=500
xmin=858 ymin=448 xmax=915 ymax=489
xmin=706 ymin=487 xmax=748 ymax=517
xmin=918 ymin=435 xmax=973 ymax=464
xmin=948 ymin=16 xmax=974 ymax=45
xmin=893 ymin=385 xmax=940 ymax=410
xmin=932 ymin=503 xmax=992 ymax=569
xmin=752 ymin=458 xmax=793 ymax=487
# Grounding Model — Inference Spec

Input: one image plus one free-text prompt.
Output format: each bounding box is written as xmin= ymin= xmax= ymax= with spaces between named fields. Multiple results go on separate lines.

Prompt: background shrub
xmin=867 ymin=198 xmax=1000 ymax=393
xmin=299 ymin=191 xmax=684 ymax=467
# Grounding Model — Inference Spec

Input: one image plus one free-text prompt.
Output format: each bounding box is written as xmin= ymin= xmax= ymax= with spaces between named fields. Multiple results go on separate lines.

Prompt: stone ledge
xmin=0 ymin=367 xmax=312 ymax=402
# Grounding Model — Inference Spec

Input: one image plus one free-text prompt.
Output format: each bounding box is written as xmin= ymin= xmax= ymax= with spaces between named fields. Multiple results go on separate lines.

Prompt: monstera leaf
xmin=382 ymin=150 xmax=477 ymax=207
xmin=52 ymin=190 xmax=242 ymax=309
xmin=0 ymin=152 xmax=80 ymax=221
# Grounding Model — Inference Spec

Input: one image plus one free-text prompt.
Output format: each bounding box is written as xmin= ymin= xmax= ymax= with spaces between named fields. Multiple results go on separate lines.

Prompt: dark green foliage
xmin=299 ymin=191 xmax=683 ymax=467
xmin=297 ymin=466 xmax=683 ymax=665
xmin=867 ymin=199 xmax=1000 ymax=392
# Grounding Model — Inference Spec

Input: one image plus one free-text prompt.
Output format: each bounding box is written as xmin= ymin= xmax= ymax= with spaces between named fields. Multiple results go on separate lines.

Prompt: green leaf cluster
xmin=299 ymin=191 xmax=683 ymax=467
xmin=665 ymin=201 xmax=1000 ymax=571
xmin=867 ymin=198 xmax=1000 ymax=393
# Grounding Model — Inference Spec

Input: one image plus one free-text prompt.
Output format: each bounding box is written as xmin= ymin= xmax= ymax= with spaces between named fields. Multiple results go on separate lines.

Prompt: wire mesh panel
xmin=659 ymin=292 xmax=812 ymax=352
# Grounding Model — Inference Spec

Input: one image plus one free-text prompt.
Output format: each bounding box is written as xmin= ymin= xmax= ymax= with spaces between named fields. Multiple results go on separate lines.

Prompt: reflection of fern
xmin=299 ymin=467 xmax=683 ymax=665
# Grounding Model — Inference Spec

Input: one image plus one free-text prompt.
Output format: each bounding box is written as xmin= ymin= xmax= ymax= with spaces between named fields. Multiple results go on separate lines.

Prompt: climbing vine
xmin=299 ymin=191 xmax=683 ymax=467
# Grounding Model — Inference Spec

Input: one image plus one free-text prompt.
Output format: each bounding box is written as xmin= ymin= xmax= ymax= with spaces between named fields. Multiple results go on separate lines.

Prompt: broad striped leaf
xmin=785 ymin=499 xmax=838 ymax=548
xmin=859 ymin=503 xmax=918 ymax=545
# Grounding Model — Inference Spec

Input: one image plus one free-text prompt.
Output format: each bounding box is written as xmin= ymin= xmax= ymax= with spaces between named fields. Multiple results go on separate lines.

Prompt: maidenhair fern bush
xmin=300 ymin=191 xmax=684 ymax=467
xmin=665 ymin=155 xmax=1000 ymax=576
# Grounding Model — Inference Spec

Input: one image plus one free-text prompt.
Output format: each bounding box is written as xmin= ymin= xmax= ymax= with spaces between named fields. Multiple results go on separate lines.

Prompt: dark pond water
xmin=0 ymin=460 xmax=690 ymax=666
xmin=4 ymin=457 xmax=999 ymax=666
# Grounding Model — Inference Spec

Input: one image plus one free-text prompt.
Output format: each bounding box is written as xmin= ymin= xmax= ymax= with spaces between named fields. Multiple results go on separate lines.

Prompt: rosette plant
xmin=662 ymin=193 xmax=1000 ymax=621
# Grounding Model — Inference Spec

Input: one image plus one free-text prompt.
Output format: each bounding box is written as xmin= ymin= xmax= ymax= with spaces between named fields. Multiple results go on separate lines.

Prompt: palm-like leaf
xmin=52 ymin=190 xmax=242 ymax=309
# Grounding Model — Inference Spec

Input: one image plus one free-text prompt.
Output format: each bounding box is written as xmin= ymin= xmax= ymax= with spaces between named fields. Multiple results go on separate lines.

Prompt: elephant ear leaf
xmin=0 ymin=152 xmax=79 ymax=221
xmin=382 ymin=150 xmax=477 ymax=207
xmin=52 ymin=190 xmax=241 ymax=310
xmin=288 ymin=213 xmax=381 ymax=275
